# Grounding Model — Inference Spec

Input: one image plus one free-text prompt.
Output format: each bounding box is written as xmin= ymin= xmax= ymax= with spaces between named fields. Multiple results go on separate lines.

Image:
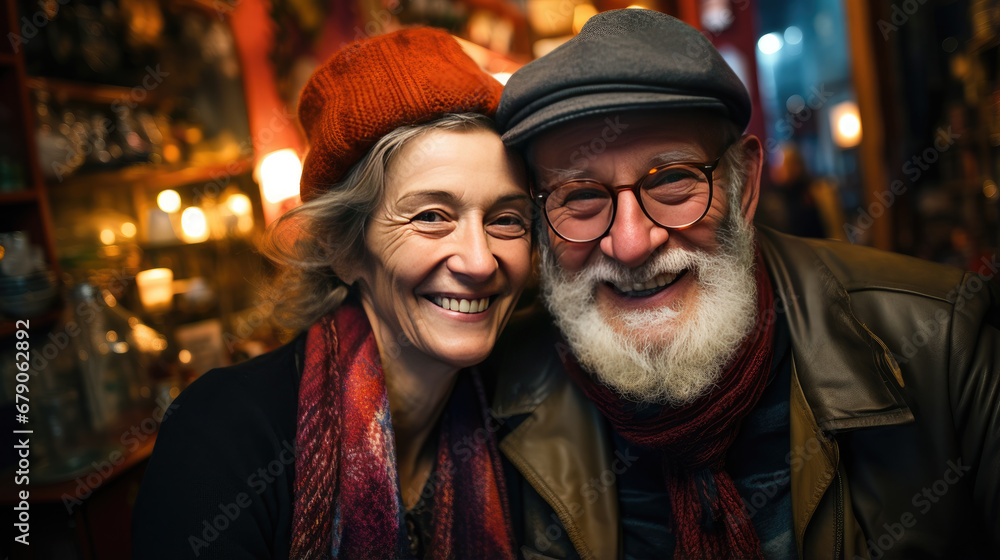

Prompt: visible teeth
xmin=431 ymin=296 xmax=491 ymax=313
xmin=614 ymin=272 xmax=679 ymax=293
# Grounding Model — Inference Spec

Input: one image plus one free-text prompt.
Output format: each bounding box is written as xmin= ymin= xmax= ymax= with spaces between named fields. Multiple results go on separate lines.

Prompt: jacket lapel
xmin=760 ymin=227 xmax=914 ymax=558
xmin=491 ymin=310 xmax=620 ymax=560
xmin=758 ymin=227 xmax=914 ymax=433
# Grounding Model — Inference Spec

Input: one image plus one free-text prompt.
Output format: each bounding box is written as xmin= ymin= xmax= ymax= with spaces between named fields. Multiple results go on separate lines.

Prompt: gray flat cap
xmin=497 ymin=9 xmax=751 ymax=147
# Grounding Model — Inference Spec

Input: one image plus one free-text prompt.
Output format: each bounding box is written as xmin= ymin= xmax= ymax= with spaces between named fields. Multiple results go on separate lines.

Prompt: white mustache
xmin=569 ymin=247 xmax=702 ymax=288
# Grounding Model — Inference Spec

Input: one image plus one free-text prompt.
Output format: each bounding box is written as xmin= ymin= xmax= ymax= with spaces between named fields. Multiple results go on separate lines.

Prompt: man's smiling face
xmin=529 ymin=110 xmax=766 ymax=404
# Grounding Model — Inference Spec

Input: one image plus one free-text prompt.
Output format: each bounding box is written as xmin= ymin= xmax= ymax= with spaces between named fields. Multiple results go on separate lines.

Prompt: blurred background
xmin=0 ymin=0 xmax=997 ymax=557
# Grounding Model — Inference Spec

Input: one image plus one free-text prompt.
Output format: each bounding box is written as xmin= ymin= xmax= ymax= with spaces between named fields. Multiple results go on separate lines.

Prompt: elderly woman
xmin=132 ymin=29 xmax=531 ymax=559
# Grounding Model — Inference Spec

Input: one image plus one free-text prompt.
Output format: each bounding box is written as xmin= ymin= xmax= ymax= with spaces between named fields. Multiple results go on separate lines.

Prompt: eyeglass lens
xmin=544 ymin=163 xmax=712 ymax=242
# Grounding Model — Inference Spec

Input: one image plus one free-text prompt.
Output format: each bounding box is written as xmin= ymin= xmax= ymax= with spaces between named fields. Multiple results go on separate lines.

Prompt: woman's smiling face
xmin=355 ymin=128 xmax=532 ymax=372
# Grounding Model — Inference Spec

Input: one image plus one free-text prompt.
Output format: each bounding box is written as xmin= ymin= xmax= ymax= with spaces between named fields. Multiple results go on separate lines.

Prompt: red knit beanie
xmin=297 ymin=28 xmax=503 ymax=202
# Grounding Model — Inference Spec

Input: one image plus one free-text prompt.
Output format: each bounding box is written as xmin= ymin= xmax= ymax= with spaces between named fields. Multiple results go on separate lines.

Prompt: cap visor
xmin=501 ymin=91 xmax=730 ymax=148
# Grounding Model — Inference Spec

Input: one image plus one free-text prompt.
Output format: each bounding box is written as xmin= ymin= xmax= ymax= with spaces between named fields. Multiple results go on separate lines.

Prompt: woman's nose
xmin=447 ymin=224 xmax=498 ymax=281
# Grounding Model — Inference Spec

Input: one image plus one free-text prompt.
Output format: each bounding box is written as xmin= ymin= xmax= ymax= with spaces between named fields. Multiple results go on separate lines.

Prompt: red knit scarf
xmin=565 ymin=252 xmax=775 ymax=560
xmin=290 ymin=299 xmax=516 ymax=559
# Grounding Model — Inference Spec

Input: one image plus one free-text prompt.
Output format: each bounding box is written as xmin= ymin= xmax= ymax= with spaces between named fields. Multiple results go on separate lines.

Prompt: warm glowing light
xmin=626 ymin=4 xmax=648 ymax=9
xmin=259 ymin=149 xmax=302 ymax=204
xmin=757 ymin=32 xmax=783 ymax=55
xmin=838 ymin=114 xmax=861 ymax=139
xmin=533 ymin=36 xmax=572 ymax=59
xmin=830 ymin=101 xmax=863 ymax=148
xmin=106 ymin=331 xmax=118 ymax=342
xmin=121 ymin=222 xmax=137 ymax=238
xmin=157 ymin=189 xmax=182 ymax=213
xmin=492 ymin=72 xmax=512 ymax=85
xmin=178 ymin=349 xmax=192 ymax=364
xmin=163 ymin=144 xmax=181 ymax=163
xmin=573 ymin=4 xmax=598 ymax=34
xmin=136 ymin=268 xmax=174 ymax=313
xmin=226 ymin=193 xmax=252 ymax=216
xmin=99 ymin=228 xmax=116 ymax=245
xmin=180 ymin=207 xmax=209 ymax=242
xmin=184 ymin=127 xmax=203 ymax=144
xmin=984 ymin=180 xmax=999 ymax=200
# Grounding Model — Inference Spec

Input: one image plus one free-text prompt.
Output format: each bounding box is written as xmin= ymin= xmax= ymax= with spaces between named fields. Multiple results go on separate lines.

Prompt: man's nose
xmin=599 ymin=190 xmax=669 ymax=268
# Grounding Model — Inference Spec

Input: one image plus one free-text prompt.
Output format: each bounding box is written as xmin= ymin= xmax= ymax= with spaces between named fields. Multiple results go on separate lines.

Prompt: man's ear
xmin=738 ymin=135 xmax=764 ymax=226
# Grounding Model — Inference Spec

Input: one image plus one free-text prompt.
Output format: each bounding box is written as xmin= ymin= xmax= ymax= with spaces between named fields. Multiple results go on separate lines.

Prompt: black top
xmin=132 ymin=335 xmax=304 ymax=559
xmin=133 ymin=333 xmax=439 ymax=559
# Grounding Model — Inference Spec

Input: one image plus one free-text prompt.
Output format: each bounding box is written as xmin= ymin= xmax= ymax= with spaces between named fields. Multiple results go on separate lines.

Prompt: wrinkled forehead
xmin=525 ymin=110 xmax=733 ymax=177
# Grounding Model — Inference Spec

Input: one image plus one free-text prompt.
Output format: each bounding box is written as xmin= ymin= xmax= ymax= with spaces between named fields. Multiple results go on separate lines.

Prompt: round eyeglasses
xmin=533 ymin=155 xmax=725 ymax=243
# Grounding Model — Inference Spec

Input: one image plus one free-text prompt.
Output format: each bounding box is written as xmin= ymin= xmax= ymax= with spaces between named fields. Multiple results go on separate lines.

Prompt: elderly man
xmin=487 ymin=8 xmax=999 ymax=560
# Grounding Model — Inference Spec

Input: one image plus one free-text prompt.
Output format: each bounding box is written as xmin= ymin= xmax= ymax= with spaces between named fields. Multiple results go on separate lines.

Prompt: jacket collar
xmin=490 ymin=309 xmax=620 ymax=560
xmin=757 ymin=227 xmax=914 ymax=433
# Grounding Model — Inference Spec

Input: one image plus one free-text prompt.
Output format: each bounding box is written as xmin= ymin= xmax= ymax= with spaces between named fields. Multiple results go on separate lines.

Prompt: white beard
xmin=540 ymin=212 xmax=758 ymax=406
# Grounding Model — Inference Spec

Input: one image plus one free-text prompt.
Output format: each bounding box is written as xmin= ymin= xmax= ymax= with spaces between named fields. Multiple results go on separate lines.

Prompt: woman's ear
xmin=334 ymin=244 xmax=373 ymax=288
xmin=334 ymin=259 xmax=362 ymax=287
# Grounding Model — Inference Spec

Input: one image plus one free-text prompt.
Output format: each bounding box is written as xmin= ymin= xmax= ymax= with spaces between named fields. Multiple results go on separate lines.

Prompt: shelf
xmin=0 ymin=190 xmax=38 ymax=204
xmin=172 ymin=0 xmax=238 ymax=15
xmin=141 ymin=234 xmax=255 ymax=251
xmin=25 ymin=75 xmax=160 ymax=106
xmin=50 ymin=157 xmax=254 ymax=193
xmin=0 ymin=415 xmax=157 ymax=503
xmin=0 ymin=308 xmax=62 ymax=339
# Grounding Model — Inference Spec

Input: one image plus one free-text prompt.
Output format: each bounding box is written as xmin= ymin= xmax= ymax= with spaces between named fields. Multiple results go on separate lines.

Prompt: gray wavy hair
xmin=259 ymin=112 xmax=497 ymax=332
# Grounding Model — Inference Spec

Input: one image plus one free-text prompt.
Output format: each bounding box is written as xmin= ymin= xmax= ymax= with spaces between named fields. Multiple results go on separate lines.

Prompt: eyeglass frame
xmin=531 ymin=147 xmax=733 ymax=244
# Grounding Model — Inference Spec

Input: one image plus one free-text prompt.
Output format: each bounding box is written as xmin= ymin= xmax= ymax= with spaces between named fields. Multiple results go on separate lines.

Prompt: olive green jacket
xmin=488 ymin=227 xmax=1000 ymax=559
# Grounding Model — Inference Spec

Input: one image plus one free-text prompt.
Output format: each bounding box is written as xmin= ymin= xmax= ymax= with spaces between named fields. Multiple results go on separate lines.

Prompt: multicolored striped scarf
xmin=290 ymin=299 xmax=516 ymax=559
xmin=566 ymin=251 xmax=776 ymax=560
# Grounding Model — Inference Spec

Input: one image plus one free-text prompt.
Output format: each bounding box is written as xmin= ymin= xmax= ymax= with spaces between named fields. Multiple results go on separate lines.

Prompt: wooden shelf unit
xmin=25 ymin=75 xmax=161 ymax=106
xmin=1 ymin=0 xmax=261 ymax=557
xmin=51 ymin=156 xmax=254 ymax=194
xmin=0 ymin=308 xmax=61 ymax=338
xmin=0 ymin=0 xmax=61 ymax=318
xmin=0 ymin=190 xmax=38 ymax=204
